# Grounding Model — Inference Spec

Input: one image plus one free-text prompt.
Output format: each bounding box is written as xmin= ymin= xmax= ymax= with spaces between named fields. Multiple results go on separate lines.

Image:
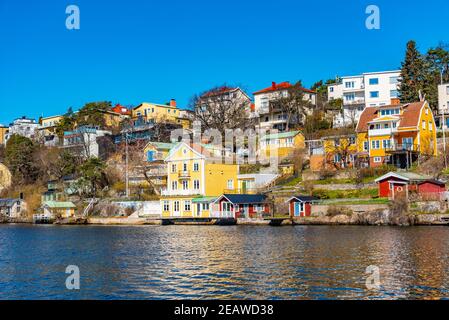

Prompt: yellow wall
xmin=0 ymin=127 xmax=8 ymax=145
xmin=263 ymin=132 xmax=305 ymax=158
xmin=133 ymin=103 xmax=179 ymax=123
xmin=204 ymin=163 xmax=238 ymax=196
xmin=418 ymin=103 xmax=437 ymax=156
xmin=103 ymin=111 xmax=123 ymax=128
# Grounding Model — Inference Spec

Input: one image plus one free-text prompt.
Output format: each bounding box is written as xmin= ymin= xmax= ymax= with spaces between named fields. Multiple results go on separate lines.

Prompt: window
xmin=193 ymin=163 xmax=199 ymax=171
xmin=171 ymin=164 xmax=177 ymax=173
xmin=182 ymin=180 xmax=188 ymax=190
xmin=392 ymin=122 xmax=397 ymax=128
xmin=371 ymin=140 xmax=380 ymax=149
xmin=183 ymin=163 xmax=187 ymax=172
xmin=422 ymin=121 xmax=426 ymax=129
xmin=425 ymin=108 xmax=429 ymax=115
xmin=345 ymin=81 xmax=355 ymax=88
xmin=227 ymin=179 xmax=234 ymax=189
xmin=330 ymin=87 xmax=334 ymax=92
xmin=172 ymin=181 xmax=178 ymax=190
xmin=390 ymin=76 xmax=399 ymax=84
xmin=383 ymin=140 xmax=391 ymax=149
xmin=202 ymin=203 xmax=209 ymax=211
xmin=184 ymin=200 xmax=191 ymax=211
xmin=384 ymin=123 xmax=389 ymax=129
xmin=349 ymin=137 xmax=356 ymax=144
xmin=194 ymin=180 xmax=200 ymax=190
xmin=369 ymin=78 xmax=379 ymax=85
xmin=287 ymin=137 xmax=293 ymax=146
xmin=163 ymin=201 xmax=170 ymax=211
xmin=430 ymin=121 xmax=433 ymax=131
xmin=374 ymin=157 xmax=382 ymax=163
xmin=334 ymin=154 xmax=341 ymax=163
xmin=364 ymin=141 xmax=369 ymax=151
xmin=334 ymin=138 xmax=340 ymax=146
xmin=174 ymin=201 xmax=180 ymax=212
xmin=370 ymin=91 xmax=379 ymax=98
xmin=446 ymin=86 xmax=449 ymax=95
xmin=390 ymin=90 xmax=399 ymax=98
xmin=345 ymin=93 xmax=355 ymax=101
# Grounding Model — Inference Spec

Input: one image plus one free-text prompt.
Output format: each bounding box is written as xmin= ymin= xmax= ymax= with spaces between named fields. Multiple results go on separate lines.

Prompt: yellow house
xmin=133 ymin=101 xmax=179 ymax=123
xmin=356 ymin=101 xmax=437 ymax=168
xmin=143 ymin=141 xmax=176 ymax=162
xmin=259 ymin=130 xmax=305 ymax=158
xmin=160 ymin=142 xmax=239 ymax=218
xmin=39 ymin=115 xmax=64 ymax=135
xmin=0 ymin=125 xmax=8 ymax=145
xmin=42 ymin=201 xmax=76 ymax=219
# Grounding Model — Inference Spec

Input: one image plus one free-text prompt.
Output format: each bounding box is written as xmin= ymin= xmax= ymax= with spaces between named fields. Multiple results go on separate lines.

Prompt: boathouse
xmin=287 ymin=195 xmax=319 ymax=217
xmin=375 ymin=171 xmax=446 ymax=199
xmin=214 ymin=194 xmax=270 ymax=218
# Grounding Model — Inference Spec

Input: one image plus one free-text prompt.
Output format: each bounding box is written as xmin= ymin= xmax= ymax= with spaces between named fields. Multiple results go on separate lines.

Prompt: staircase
xmin=82 ymin=198 xmax=98 ymax=218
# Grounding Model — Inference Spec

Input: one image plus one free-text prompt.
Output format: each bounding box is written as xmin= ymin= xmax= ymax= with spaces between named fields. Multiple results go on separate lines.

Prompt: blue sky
xmin=1 ymin=0 xmax=448 ymax=124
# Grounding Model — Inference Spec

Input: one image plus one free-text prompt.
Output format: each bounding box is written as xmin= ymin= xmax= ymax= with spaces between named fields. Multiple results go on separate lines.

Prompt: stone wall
xmin=311 ymin=203 xmax=389 ymax=216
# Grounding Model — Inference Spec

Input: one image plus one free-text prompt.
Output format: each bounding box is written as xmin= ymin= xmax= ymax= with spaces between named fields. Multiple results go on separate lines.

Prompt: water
xmin=0 ymin=224 xmax=449 ymax=300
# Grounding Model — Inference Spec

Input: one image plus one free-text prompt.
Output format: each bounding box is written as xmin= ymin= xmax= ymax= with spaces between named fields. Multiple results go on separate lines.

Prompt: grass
xmin=312 ymin=188 xmax=378 ymax=200
xmin=279 ymin=175 xmax=302 ymax=186
xmin=320 ymin=198 xmax=390 ymax=205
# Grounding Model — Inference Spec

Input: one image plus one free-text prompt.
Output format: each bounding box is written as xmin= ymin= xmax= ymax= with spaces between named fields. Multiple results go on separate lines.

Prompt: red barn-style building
xmin=287 ymin=195 xmax=319 ymax=217
xmin=214 ymin=194 xmax=270 ymax=219
xmin=375 ymin=172 xmax=446 ymax=199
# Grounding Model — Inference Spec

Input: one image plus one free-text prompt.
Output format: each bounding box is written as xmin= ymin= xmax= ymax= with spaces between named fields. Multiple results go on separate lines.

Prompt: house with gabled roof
xmin=213 ymin=194 xmax=270 ymax=219
xmin=355 ymin=101 xmax=437 ymax=168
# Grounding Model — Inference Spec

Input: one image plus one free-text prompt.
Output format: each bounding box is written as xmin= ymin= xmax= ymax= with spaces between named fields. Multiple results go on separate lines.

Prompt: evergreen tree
xmin=423 ymin=45 xmax=449 ymax=110
xmin=398 ymin=41 xmax=426 ymax=103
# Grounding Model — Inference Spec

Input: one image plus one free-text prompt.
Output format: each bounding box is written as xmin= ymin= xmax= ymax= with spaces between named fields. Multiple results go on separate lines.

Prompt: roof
xmin=253 ymin=81 xmax=316 ymax=95
xmin=374 ymin=171 xmax=432 ymax=183
xmin=43 ymin=201 xmax=76 ymax=208
xmin=0 ymin=198 xmax=22 ymax=207
xmin=192 ymin=196 xmax=217 ymax=203
xmin=217 ymin=194 xmax=267 ymax=204
xmin=287 ymin=195 xmax=320 ymax=202
xmin=145 ymin=141 xmax=176 ymax=150
xmin=133 ymin=102 xmax=177 ymax=110
xmin=261 ymin=130 xmax=301 ymax=140
xmin=356 ymin=102 xmax=427 ymax=132
xmin=111 ymin=104 xmax=131 ymax=115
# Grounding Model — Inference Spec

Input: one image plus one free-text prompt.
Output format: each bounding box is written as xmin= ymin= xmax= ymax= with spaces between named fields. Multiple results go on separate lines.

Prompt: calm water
xmin=0 ymin=224 xmax=449 ymax=300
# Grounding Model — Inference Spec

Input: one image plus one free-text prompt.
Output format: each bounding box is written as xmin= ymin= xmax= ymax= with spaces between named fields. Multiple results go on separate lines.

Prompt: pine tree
xmin=398 ymin=41 xmax=426 ymax=103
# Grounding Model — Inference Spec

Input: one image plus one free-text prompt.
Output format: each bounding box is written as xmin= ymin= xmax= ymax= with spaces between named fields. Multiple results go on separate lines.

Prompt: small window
xmin=374 ymin=157 xmax=382 ymax=163
xmin=193 ymin=163 xmax=199 ymax=171
xmin=370 ymin=91 xmax=379 ymax=98
xmin=171 ymin=164 xmax=177 ymax=173
xmin=422 ymin=121 xmax=426 ymax=129
xmin=163 ymin=201 xmax=170 ymax=211
xmin=172 ymin=181 xmax=177 ymax=190
xmin=227 ymin=179 xmax=234 ymax=189
xmin=184 ymin=200 xmax=191 ymax=211
xmin=202 ymin=203 xmax=209 ymax=210
xmin=369 ymin=78 xmax=379 ymax=85
xmin=194 ymin=180 xmax=200 ymax=190
xmin=182 ymin=180 xmax=188 ymax=190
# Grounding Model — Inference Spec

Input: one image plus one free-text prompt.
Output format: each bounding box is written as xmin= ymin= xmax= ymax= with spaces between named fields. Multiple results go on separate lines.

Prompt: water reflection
xmin=0 ymin=225 xmax=448 ymax=299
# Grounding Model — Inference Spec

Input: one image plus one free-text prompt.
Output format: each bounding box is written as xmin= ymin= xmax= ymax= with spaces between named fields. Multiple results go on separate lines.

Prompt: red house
xmin=375 ymin=172 xmax=446 ymax=199
xmin=214 ymin=194 xmax=270 ymax=219
xmin=111 ymin=104 xmax=131 ymax=116
xmin=287 ymin=196 xmax=319 ymax=217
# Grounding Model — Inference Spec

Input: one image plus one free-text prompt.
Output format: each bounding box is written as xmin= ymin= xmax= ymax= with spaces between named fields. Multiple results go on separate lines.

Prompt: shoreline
xmin=2 ymin=213 xmax=449 ymax=226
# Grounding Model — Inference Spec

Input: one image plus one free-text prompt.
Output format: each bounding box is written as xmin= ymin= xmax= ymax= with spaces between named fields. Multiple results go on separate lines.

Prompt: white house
xmin=253 ymin=81 xmax=316 ymax=132
xmin=62 ymin=126 xmax=112 ymax=158
xmin=0 ymin=198 xmax=27 ymax=218
xmin=5 ymin=117 xmax=39 ymax=142
xmin=329 ymin=70 xmax=401 ymax=127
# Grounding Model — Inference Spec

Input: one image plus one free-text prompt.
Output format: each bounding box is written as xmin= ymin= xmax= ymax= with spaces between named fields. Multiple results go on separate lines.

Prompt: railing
xmin=161 ymin=189 xmax=201 ymax=196
xmin=178 ymin=170 xmax=190 ymax=179
xmin=343 ymin=99 xmax=365 ymax=105
xmin=368 ymin=127 xmax=396 ymax=137
xmin=385 ymin=143 xmax=419 ymax=152
xmin=223 ymin=188 xmax=262 ymax=195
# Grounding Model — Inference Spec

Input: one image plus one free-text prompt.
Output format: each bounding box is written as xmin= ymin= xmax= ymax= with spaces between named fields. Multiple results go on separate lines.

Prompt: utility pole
xmin=125 ymin=131 xmax=130 ymax=198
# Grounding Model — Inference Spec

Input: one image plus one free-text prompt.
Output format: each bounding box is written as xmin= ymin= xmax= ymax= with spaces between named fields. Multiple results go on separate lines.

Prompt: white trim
xmin=375 ymin=172 xmax=410 ymax=183
xmin=164 ymin=142 xmax=205 ymax=162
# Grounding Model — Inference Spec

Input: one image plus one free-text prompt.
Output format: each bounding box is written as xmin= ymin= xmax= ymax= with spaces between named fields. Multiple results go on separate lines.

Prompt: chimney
xmin=390 ymin=98 xmax=401 ymax=105
xmin=272 ymin=82 xmax=276 ymax=90
xmin=170 ymin=99 xmax=177 ymax=108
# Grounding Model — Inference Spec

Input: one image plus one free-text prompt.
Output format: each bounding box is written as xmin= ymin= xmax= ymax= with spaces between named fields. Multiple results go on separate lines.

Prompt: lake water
xmin=0 ymin=224 xmax=448 ymax=300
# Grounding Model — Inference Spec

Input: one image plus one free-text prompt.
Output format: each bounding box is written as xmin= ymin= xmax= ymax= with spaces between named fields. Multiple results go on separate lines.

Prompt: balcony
xmin=368 ymin=127 xmax=396 ymax=137
xmin=161 ymin=189 xmax=201 ymax=196
xmin=343 ymin=98 xmax=365 ymax=106
xmin=385 ymin=143 xmax=419 ymax=153
xmin=178 ymin=170 xmax=190 ymax=179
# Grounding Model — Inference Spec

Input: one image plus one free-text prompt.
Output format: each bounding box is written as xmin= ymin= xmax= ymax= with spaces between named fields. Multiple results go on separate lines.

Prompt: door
xmin=242 ymin=204 xmax=249 ymax=218
xmin=294 ymin=202 xmax=301 ymax=217
xmin=173 ymin=201 xmax=180 ymax=217
xmin=196 ymin=203 xmax=201 ymax=217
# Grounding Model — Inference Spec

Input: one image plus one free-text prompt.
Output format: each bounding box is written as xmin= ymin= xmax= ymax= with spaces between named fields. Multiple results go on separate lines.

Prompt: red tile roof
xmin=111 ymin=104 xmax=131 ymax=115
xmin=356 ymin=101 xmax=427 ymax=132
xmin=253 ymin=81 xmax=316 ymax=95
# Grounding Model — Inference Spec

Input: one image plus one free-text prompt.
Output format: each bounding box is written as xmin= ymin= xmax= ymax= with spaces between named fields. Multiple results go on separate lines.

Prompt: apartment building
xmin=438 ymin=83 xmax=449 ymax=127
xmin=329 ymin=70 xmax=401 ymax=127
xmin=355 ymin=101 xmax=436 ymax=168
xmin=253 ymin=82 xmax=316 ymax=132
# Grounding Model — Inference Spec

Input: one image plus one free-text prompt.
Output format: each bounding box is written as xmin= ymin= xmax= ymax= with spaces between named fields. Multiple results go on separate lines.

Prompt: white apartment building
xmin=253 ymin=81 xmax=317 ymax=132
xmin=438 ymin=83 xmax=449 ymax=128
xmin=328 ymin=70 xmax=401 ymax=127
xmin=5 ymin=117 xmax=39 ymax=143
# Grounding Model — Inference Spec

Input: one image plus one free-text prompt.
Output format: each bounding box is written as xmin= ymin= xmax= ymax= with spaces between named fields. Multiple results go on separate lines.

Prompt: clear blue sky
xmin=1 ymin=0 xmax=448 ymax=124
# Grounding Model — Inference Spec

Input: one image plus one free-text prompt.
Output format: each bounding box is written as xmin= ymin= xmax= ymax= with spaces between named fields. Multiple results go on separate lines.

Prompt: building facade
xmin=329 ymin=70 xmax=401 ymax=127
xmin=5 ymin=117 xmax=39 ymax=142
xmin=438 ymin=83 xmax=449 ymax=127
xmin=160 ymin=142 xmax=239 ymax=218
xmin=259 ymin=130 xmax=305 ymax=158
xmin=356 ymin=101 xmax=437 ymax=168
xmin=253 ymin=82 xmax=316 ymax=132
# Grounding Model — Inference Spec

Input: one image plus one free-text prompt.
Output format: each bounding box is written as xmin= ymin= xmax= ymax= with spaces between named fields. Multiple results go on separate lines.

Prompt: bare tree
xmin=191 ymin=86 xmax=254 ymax=137
xmin=269 ymin=81 xmax=313 ymax=131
